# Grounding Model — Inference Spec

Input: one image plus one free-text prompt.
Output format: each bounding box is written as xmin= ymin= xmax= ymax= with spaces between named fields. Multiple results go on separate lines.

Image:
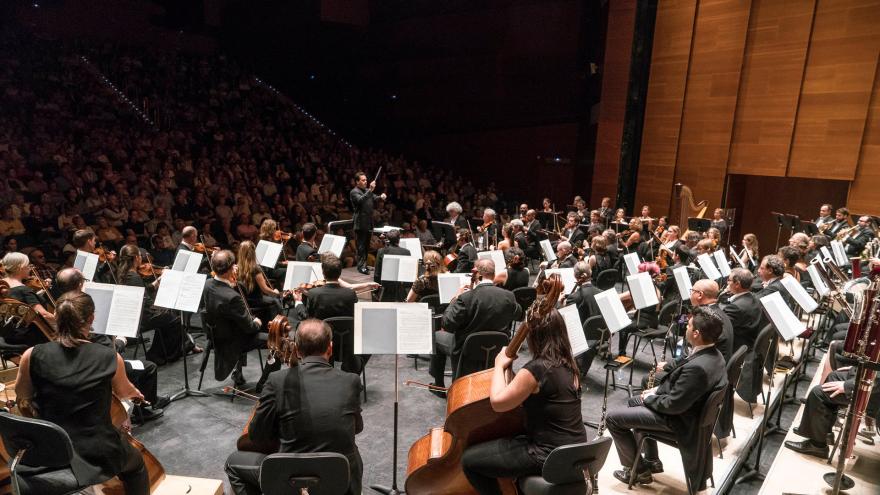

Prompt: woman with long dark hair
xmin=14 ymin=291 xmax=151 ymax=495
xmin=461 ymin=275 xmax=586 ymax=494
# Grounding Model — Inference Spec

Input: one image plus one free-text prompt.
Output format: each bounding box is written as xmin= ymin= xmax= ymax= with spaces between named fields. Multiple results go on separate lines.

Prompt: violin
xmin=273 ymin=230 xmax=295 ymax=243
xmin=193 ymin=242 xmax=218 ymax=256
xmin=95 ymin=246 xmax=116 ymax=263
xmin=137 ymin=263 xmax=164 ymax=278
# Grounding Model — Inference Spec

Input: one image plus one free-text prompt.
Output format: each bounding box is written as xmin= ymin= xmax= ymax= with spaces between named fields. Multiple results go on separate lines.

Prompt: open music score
xmin=477 ymin=250 xmax=506 ymax=275
xmin=380 ymin=255 xmax=419 ymax=283
xmin=595 ymin=288 xmax=632 ymax=333
xmin=399 ymin=237 xmax=423 ymax=260
xmin=74 ymin=249 xmax=100 ymax=281
xmin=760 ymin=292 xmax=804 ymax=341
xmin=154 ymin=270 xmax=207 ymax=313
xmin=353 ymin=302 xmax=433 ymax=355
xmin=255 ymin=240 xmax=283 ymax=268
xmin=558 ymin=304 xmax=589 ymax=356
xmin=283 ymin=261 xmax=323 ymax=290
xmin=437 ymin=273 xmax=471 ymax=304
xmin=171 ymin=250 xmax=203 ymax=273
xmin=83 ymin=281 xmax=145 ymax=338
xmin=318 ymin=234 xmax=347 ymax=257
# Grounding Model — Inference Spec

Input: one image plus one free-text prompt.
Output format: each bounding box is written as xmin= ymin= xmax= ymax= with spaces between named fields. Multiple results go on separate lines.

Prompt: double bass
xmin=405 ymin=275 xmax=565 ymax=494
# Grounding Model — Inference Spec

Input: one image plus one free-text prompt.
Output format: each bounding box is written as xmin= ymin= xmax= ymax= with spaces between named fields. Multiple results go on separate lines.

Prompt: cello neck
xmin=506 ymin=321 xmax=530 ymax=358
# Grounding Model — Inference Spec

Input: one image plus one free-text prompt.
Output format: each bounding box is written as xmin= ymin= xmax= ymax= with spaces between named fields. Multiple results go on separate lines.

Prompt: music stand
xmin=537 ymin=211 xmax=562 ymax=231
xmin=801 ymin=221 xmax=819 ymax=236
xmin=771 ymin=212 xmax=786 ymax=251
xmin=431 ymin=221 xmax=456 ymax=250
xmin=787 ymin=214 xmax=802 ymax=234
xmin=687 ymin=217 xmax=711 ymax=234
xmin=723 ymin=208 xmax=736 ymax=246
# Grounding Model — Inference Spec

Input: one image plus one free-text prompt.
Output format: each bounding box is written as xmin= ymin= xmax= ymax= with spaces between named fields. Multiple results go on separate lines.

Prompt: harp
xmin=673 ymin=183 xmax=708 ymax=239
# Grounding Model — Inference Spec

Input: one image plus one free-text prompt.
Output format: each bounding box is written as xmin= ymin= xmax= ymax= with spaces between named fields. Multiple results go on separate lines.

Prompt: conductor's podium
xmin=90 ymin=475 xmax=223 ymax=495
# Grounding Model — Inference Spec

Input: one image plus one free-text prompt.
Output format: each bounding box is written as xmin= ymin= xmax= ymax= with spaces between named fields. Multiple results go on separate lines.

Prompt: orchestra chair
xmin=715 ymin=345 xmax=748 ymax=458
xmin=736 ymin=324 xmax=775 ymax=418
xmin=595 ymin=269 xmax=618 ymax=291
xmin=511 ymin=287 xmax=537 ymax=333
xmin=453 ymin=331 xmax=509 ymax=381
xmin=0 ymin=336 xmax=27 ymax=369
xmin=629 ymin=386 xmax=727 ymax=495
xmin=623 ymin=302 xmax=678 ymax=390
xmin=517 ymin=436 xmax=612 ymax=495
xmin=0 ymin=412 xmax=93 ymax=495
xmin=415 ymin=294 xmax=443 ymax=370
xmin=259 ymin=452 xmax=350 ymax=495
xmin=196 ymin=311 xmax=266 ymax=393
xmin=324 ymin=316 xmax=368 ymax=402
xmin=578 ymin=316 xmax=609 ymax=376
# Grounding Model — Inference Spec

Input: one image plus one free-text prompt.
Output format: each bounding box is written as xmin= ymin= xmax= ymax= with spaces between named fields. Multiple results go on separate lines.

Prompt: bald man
xmin=689 ymin=280 xmax=734 ymax=362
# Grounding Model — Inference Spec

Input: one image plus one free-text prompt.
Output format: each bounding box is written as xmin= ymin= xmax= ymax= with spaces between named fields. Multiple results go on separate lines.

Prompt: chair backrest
xmin=657 ymin=301 xmax=679 ymax=327
xmin=595 ymin=269 xmax=619 ymax=290
xmin=542 ymin=436 xmax=613 ymax=485
xmin=419 ymin=294 xmax=441 ymax=311
xmin=726 ymin=345 xmax=749 ymax=388
xmin=511 ymin=287 xmax=537 ymax=317
xmin=260 ymin=452 xmax=350 ymax=495
xmin=0 ymin=413 xmax=74 ymax=469
xmin=324 ymin=316 xmax=354 ymax=336
xmin=699 ymin=386 xmax=728 ymax=429
xmin=752 ymin=324 xmax=776 ymax=361
xmin=454 ymin=331 xmax=509 ymax=379
xmin=582 ymin=315 xmax=606 ymax=341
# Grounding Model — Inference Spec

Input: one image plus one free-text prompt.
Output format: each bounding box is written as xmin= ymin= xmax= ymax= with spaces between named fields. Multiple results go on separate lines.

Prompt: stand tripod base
xmin=823 ymin=472 xmax=855 ymax=491
xmin=169 ymin=388 xmax=209 ymax=402
xmin=370 ymin=485 xmax=402 ymax=495
xmin=734 ymin=467 xmax=765 ymax=485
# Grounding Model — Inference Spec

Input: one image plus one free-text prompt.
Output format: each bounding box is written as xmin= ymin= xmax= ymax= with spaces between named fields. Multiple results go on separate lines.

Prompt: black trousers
xmin=797 ymin=370 xmax=850 ymax=445
xmin=225 ymin=450 xmax=363 ymax=495
xmin=429 ymin=330 xmax=456 ymax=386
xmin=461 ymin=436 xmax=543 ymax=495
xmin=354 ymin=229 xmax=370 ymax=270
xmin=124 ymin=359 xmax=159 ymax=404
xmin=117 ymin=441 xmax=150 ymax=495
xmin=143 ymin=307 xmax=183 ymax=363
xmin=606 ymin=404 xmax=671 ymax=468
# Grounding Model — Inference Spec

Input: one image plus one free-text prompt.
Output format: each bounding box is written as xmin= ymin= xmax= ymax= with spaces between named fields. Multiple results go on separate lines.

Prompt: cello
xmin=405 ymin=275 xmax=565 ymax=495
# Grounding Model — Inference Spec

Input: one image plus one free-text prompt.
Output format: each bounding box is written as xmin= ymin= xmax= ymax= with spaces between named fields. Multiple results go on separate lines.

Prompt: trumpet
xmin=836 ymin=225 xmax=859 ymax=241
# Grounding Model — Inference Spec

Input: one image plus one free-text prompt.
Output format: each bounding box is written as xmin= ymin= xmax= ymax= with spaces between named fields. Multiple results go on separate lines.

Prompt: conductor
xmin=350 ymin=170 xmax=386 ymax=275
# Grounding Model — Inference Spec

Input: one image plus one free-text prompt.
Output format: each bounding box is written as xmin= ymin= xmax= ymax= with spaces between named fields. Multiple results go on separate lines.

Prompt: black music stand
xmin=787 ymin=214 xmax=802 ymax=234
xmin=687 ymin=217 xmax=711 ymax=234
xmin=801 ymin=221 xmax=819 ymax=236
xmin=771 ymin=212 xmax=787 ymax=251
xmin=537 ymin=211 xmax=563 ymax=231
xmin=431 ymin=221 xmax=456 ymax=250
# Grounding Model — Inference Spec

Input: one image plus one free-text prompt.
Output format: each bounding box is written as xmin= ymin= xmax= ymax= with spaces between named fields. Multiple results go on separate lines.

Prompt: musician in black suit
xmin=720 ymin=268 xmax=764 ymax=350
xmin=689 ymin=279 xmax=734 ymax=362
xmin=559 ymin=213 xmax=585 ymax=249
xmin=607 ymin=306 xmax=728 ymax=490
xmin=174 ymin=225 xmax=198 ymax=257
xmin=225 ymin=319 xmax=364 ymax=495
xmin=350 ymin=171 xmax=385 ymax=275
xmin=203 ymin=250 xmax=263 ymax=387
xmin=551 ymin=241 xmax=578 ymax=269
xmin=565 ymin=261 xmax=602 ymax=375
xmin=295 ymin=222 xmax=319 ymax=262
xmin=429 ymin=259 xmax=524 ymax=392
xmin=476 ymin=208 xmax=499 ymax=250
xmin=755 ymin=254 xmax=794 ymax=309
xmin=844 ymin=216 xmax=876 ymax=257
xmin=445 ymin=201 xmax=470 ymax=230
xmin=453 ymin=228 xmax=478 ymax=274
xmin=825 ymin=207 xmax=850 ymax=238
xmin=373 ymin=229 xmax=412 ymax=302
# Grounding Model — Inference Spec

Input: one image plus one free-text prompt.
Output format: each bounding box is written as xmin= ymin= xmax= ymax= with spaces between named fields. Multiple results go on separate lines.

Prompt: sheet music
xmin=154 ymin=269 xmax=207 ymax=312
xmin=712 ymin=250 xmax=732 ymax=277
xmin=780 ymin=276 xmax=819 ymax=314
xmin=396 ymin=304 xmax=433 ymax=354
xmin=729 ymin=246 xmax=745 ymax=269
xmin=820 ymin=246 xmax=835 ymax=265
xmin=760 ymin=291 xmax=804 ymax=342
xmin=74 ymin=250 xmax=99 ymax=281
xmin=438 ymin=273 xmax=471 ymax=303
xmin=171 ymin=250 xmax=203 ymax=273
xmin=830 ymin=240 xmax=848 ymax=266
xmin=697 ymin=253 xmax=723 ymax=280
xmin=595 ymin=288 xmax=632 ymax=333
xmin=626 ymin=272 xmax=659 ymax=310
xmin=477 ymin=250 xmax=506 ymax=275
xmin=623 ymin=252 xmax=640 ymax=276
xmin=283 ymin=262 xmax=323 ymax=290
xmin=558 ymin=304 xmax=589 ymax=357
xmin=673 ymin=266 xmax=693 ymax=298
xmin=318 ymin=234 xmax=346 ymax=257
xmin=399 ymin=237 xmax=423 ymax=260
xmin=807 ymin=264 xmax=830 ymax=297
xmin=255 ymin=240 xmax=283 ymax=268
xmin=83 ymin=282 xmax=145 ymax=338
xmin=545 ymin=268 xmax=577 ymax=294
xmin=380 ymin=255 xmax=419 ymax=282
xmin=540 ymin=239 xmax=557 ymax=262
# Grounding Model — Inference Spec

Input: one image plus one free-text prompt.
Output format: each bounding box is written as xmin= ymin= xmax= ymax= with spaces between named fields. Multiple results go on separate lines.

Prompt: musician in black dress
xmin=14 ymin=291 xmax=150 ymax=495
xmin=461 ymin=277 xmax=586 ymax=495
xmin=407 ymin=250 xmax=444 ymax=302
xmin=1 ymin=252 xmax=56 ymax=349
xmin=236 ymin=241 xmax=283 ymax=327
xmin=350 ymin=171 xmax=385 ymax=275
xmin=502 ymin=247 xmax=530 ymax=291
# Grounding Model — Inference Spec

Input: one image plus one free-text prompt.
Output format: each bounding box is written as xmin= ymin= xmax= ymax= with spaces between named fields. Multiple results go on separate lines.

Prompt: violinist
xmin=476 ymin=208 xmax=499 ymax=250
xmin=224 ymin=319 xmax=364 ymax=495
xmin=27 ymin=248 xmax=55 ymax=292
xmin=14 ymin=291 xmax=150 ymax=495
xmin=586 ymin=235 xmax=614 ymax=275
xmin=116 ymin=245 xmax=192 ymax=365
xmin=586 ymin=210 xmax=604 ymax=234
xmin=705 ymin=227 xmax=722 ymax=249
xmin=174 ymin=225 xmax=199 ymax=258
xmin=1 ymin=252 xmax=56 ymax=350
xmin=501 ymin=247 xmax=530 ymax=291
xmin=204 ymin=250 xmax=264 ymax=388
xmin=549 ymin=241 xmax=577 ymax=269
xmin=236 ymin=241 xmax=283 ymax=326
xmin=461 ymin=280 xmax=585 ymax=495
xmin=295 ymin=222 xmax=319 ymax=262
xmin=495 ymin=223 xmax=513 ymax=252
xmin=558 ymin=212 xmax=585 ymax=249
xmin=602 ymin=229 xmax=621 ymax=268
xmin=453 ymin=228 xmax=478 ymax=274
xmin=70 ymin=229 xmax=114 ymax=282
xmin=407 ymin=250 xmax=445 ymax=302
xmin=374 ymin=229 xmax=412 ymax=302
xmin=661 ymin=225 xmax=682 ymax=252
xmin=621 ymin=218 xmax=644 ymax=253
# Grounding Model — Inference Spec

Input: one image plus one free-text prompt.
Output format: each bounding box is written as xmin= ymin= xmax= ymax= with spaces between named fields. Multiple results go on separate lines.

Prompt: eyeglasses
xmin=689 ymin=288 xmax=704 ymax=295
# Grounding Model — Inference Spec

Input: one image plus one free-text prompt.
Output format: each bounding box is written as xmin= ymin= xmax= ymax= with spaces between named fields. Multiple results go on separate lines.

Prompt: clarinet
xmin=596 ymin=388 xmax=610 ymax=437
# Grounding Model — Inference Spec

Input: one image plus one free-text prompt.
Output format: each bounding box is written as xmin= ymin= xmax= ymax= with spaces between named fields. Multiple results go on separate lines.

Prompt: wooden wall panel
xmin=848 ymin=60 xmax=880 ymax=216
xmin=727 ymin=0 xmax=815 ymax=176
xmin=787 ymin=0 xmax=880 ymax=179
xmin=673 ymin=0 xmax=752 ymax=208
xmin=591 ymin=0 xmax=637 ymax=205
xmin=632 ymin=0 xmax=697 ymax=216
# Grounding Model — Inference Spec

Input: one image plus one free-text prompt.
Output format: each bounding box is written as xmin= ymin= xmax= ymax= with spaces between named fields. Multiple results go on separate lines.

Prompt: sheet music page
xmin=673 ymin=266 xmax=693 ymax=297
xmin=438 ymin=273 xmax=471 ymax=303
xmin=398 ymin=256 xmax=419 ymax=282
xmin=820 ymin=246 xmax=834 ymax=264
xmin=627 ymin=272 xmax=659 ymax=309
xmin=399 ymin=238 xmax=423 ymax=260
xmin=595 ymin=288 xmax=632 ymax=333
xmin=807 ymin=264 xmax=830 ymax=297
xmin=540 ymin=239 xmax=557 ymax=262
xmin=623 ymin=252 xmax=641 ymax=276
xmin=283 ymin=262 xmax=322 ymax=290
xmin=697 ymin=253 xmax=723 ymax=280
xmin=780 ymin=276 xmax=819 ymax=314
xmin=396 ymin=304 xmax=433 ymax=354
xmin=380 ymin=255 xmax=402 ymax=282
xmin=154 ymin=269 xmax=183 ymax=310
xmin=760 ymin=291 xmax=804 ymax=341
xmin=545 ymin=268 xmax=577 ymax=294
xmin=558 ymin=304 xmax=589 ymax=356
xmin=106 ymin=285 xmax=145 ymax=338
xmin=317 ymin=234 xmax=346 ymax=257
xmin=83 ymin=282 xmax=115 ymax=335
xmin=729 ymin=246 xmax=745 ymax=268
xmin=830 ymin=240 xmax=848 ymax=266
xmin=255 ymin=240 xmax=283 ymax=268
xmin=172 ymin=250 xmax=203 ymax=273
xmin=477 ymin=250 xmax=506 ymax=275
xmin=713 ymin=250 xmax=732 ymax=277
xmin=75 ymin=250 xmax=99 ymax=281
xmin=176 ymin=273 xmax=207 ymax=313
xmin=354 ymin=302 xmax=398 ymax=354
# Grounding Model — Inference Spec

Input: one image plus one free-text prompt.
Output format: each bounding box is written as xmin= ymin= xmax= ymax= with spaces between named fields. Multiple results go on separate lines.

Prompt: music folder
xmin=380 ymin=255 xmax=419 ymax=283
xmin=623 ymin=252 xmax=641 ymax=276
xmin=73 ymin=250 xmax=99 ymax=281
xmin=780 ymin=276 xmax=819 ymax=314
xmin=154 ymin=269 xmax=207 ymax=313
xmin=255 ymin=240 xmax=283 ymax=268
xmin=696 ymin=253 xmax=723 ymax=281
xmin=318 ymin=234 xmax=347 ymax=257
xmin=171 ymin=250 xmax=204 ymax=273
xmin=477 ymin=250 xmax=506 ymax=275
xmin=283 ymin=262 xmax=323 ymax=290
xmin=540 ymin=239 xmax=556 ymax=262
xmin=595 ymin=288 xmax=632 ymax=333
xmin=438 ymin=273 xmax=471 ymax=304
xmin=760 ymin=291 xmax=804 ymax=342
xmin=399 ymin=237 xmax=423 ymax=260
xmin=558 ymin=304 xmax=589 ymax=357
xmin=626 ymin=272 xmax=659 ymax=310
xmin=83 ymin=282 xmax=144 ymax=338
xmin=354 ymin=302 xmax=433 ymax=355
xmin=673 ymin=266 xmax=693 ymax=297
xmin=807 ymin=263 xmax=830 ymax=297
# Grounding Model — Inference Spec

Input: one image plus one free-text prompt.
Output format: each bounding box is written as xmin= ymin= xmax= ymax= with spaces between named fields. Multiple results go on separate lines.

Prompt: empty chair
xmin=736 ymin=324 xmax=776 ymax=415
xmin=715 ymin=345 xmax=749 ymax=456
xmin=259 ymin=452 xmax=351 ymax=495
xmin=595 ymin=269 xmax=618 ymax=290
xmin=517 ymin=436 xmax=613 ymax=495
xmin=454 ymin=331 xmax=509 ymax=380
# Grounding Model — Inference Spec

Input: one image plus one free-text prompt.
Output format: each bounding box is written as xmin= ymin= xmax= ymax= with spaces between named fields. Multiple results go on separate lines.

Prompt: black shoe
xmin=357 ymin=267 xmax=369 ymax=275
xmin=784 ymin=439 xmax=828 ymax=459
xmin=641 ymin=458 xmax=664 ymax=474
xmin=792 ymin=426 xmax=805 ymax=437
xmin=429 ymin=383 xmax=447 ymax=399
xmin=132 ymin=406 xmax=164 ymax=425
xmin=152 ymin=396 xmax=171 ymax=410
xmin=232 ymin=371 xmax=246 ymax=388
xmin=798 ymin=397 xmax=807 ymax=405
xmin=613 ymin=467 xmax=653 ymax=485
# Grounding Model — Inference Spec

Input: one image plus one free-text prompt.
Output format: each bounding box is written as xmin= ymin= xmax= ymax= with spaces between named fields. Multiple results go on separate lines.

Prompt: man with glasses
xmin=719 ymin=268 xmax=763 ymax=351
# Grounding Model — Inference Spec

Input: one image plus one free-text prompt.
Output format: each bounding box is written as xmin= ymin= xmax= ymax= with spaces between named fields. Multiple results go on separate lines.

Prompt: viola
xmin=95 ymin=247 xmax=116 ymax=263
